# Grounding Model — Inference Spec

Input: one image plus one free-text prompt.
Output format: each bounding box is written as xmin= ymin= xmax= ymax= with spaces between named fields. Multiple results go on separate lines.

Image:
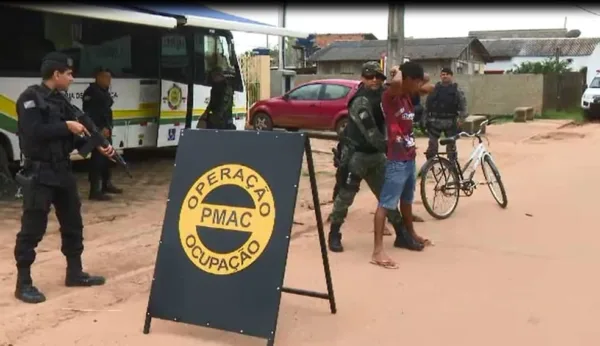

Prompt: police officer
xmin=328 ymin=61 xmax=425 ymax=253
xmin=198 ymin=66 xmax=236 ymax=130
xmin=83 ymin=67 xmax=122 ymax=200
xmin=423 ymin=67 xmax=467 ymax=162
xmin=14 ymin=52 xmax=113 ymax=304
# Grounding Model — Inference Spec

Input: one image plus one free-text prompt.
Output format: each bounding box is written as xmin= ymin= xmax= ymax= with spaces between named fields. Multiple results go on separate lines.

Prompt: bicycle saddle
xmin=439 ymin=137 xmax=456 ymax=145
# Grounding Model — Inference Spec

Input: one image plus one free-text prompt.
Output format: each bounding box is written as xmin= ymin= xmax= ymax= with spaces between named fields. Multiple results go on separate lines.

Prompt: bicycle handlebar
xmin=451 ymin=118 xmax=491 ymax=141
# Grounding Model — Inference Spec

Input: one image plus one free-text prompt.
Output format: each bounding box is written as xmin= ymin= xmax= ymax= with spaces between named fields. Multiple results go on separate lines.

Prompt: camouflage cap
xmin=361 ymin=61 xmax=386 ymax=79
xmin=211 ymin=65 xmax=236 ymax=78
xmin=222 ymin=66 xmax=236 ymax=78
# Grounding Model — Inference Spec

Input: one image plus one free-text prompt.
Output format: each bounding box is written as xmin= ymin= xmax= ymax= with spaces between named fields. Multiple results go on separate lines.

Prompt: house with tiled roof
xmin=307 ymin=37 xmax=491 ymax=76
xmin=470 ymin=28 xmax=600 ymax=84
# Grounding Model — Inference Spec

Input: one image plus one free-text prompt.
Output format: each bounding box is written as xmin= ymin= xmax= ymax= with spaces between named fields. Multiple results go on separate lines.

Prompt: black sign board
xmin=144 ymin=129 xmax=336 ymax=345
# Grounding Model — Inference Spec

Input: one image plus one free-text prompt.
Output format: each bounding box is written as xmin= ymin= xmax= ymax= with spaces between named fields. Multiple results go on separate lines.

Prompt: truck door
xmin=157 ymin=30 xmax=193 ymax=147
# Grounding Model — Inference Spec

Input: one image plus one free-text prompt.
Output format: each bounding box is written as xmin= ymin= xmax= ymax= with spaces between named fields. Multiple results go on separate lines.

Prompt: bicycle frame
xmin=428 ymin=118 xmax=494 ymax=189
xmin=455 ymin=140 xmax=488 ymax=183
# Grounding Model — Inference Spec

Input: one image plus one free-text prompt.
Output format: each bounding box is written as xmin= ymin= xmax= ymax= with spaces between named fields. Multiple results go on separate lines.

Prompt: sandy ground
xmin=1 ymin=119 xmax=599 ymax=346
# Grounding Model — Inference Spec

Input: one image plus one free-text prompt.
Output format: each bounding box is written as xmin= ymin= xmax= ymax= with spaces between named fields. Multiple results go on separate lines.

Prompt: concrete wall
xmin=295 ymin=73 xmax=545 ymax=116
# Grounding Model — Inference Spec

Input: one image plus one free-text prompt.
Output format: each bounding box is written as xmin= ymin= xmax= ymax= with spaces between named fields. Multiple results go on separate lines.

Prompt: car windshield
xmin=589 ymin=77 xmax=600 ymax=88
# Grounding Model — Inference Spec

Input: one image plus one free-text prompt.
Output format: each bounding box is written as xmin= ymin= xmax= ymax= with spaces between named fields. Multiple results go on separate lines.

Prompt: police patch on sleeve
xmin=23 ymin=100 xmax=36 ymax=109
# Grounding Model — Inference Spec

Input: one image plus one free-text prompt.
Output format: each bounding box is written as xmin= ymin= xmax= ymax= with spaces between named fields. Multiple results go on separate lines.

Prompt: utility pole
xmin=277 ymin=4 xmax=287 ymax=70
xmin=386 ymin=4 xmax=405 ymax=77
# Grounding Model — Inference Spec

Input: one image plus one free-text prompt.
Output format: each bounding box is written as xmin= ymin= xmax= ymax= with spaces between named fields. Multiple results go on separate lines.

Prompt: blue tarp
xmin=128 ymin=5 xmax=273 ymax=27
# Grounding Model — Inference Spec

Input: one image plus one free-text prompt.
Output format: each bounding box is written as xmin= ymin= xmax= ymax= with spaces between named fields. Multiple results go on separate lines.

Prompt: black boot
xmin=102 ymin=181 xmax=123 ymax=194
xmin=392 ymin=222 xmax=424 ymax=251
xmin=328 ymin=224 xmax=344 ymax=253
xmin=65 ymin=271 xmax=106 ymax=287
xmin=65 ymin=257 xmax=106 ymax=287
xmin=89 ymin=180 xmax=111 ymax=201
xmin=15 ymin=269 xmax=46 ymax=304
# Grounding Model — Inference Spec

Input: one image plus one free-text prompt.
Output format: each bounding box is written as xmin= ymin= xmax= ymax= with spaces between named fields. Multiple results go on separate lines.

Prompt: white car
xmin=581 ymin=74 xmax=600 ymax=118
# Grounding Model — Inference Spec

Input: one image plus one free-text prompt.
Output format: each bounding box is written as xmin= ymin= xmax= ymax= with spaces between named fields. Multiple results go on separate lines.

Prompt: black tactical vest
xmin=343 ymin=85 xmax=385 ymax=153
xmin=426 ymin=82 xmax=459 ymax=118
xmin=17 ymin=84 xmax=75 ymax=163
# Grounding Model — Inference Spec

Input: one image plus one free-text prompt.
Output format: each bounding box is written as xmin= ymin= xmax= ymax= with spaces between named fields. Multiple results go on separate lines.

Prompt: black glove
xmin=332 ymin=148 xmax=340 ymax=168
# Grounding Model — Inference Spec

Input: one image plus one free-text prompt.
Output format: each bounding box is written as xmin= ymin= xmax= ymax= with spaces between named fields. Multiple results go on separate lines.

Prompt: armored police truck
xmin=0 ymin=4 xmax=307 ymax=176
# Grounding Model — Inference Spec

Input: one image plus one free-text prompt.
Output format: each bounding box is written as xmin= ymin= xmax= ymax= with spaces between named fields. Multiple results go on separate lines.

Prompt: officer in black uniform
xmin=198 ymin=66 xmax=236 ymax=130
xmin=83 ymin=67 xmax=123 ymax=200
xmin=14 ymin=52 xmax=113 ymax=304
xmin=423 ymin=67 xmax=467 ymax=162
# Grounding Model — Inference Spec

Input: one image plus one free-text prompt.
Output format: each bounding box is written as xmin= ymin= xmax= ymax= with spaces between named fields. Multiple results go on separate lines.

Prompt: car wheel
xmin=335 ymin=117 xmax=348 ymax=135
xmin=252 ymin=112 xmax=273 ymax=131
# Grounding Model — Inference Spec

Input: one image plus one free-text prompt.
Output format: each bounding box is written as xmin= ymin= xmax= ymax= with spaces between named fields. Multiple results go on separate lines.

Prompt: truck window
xmin=0 ymin=6 xmax=159 ymax=79
xmin=589 ymin=77 xmax=600 ymax=88
xmin=193 ymin=31 xmax=243 ymax=92
xmin=161 ymin=34 xmax=190 ymax=84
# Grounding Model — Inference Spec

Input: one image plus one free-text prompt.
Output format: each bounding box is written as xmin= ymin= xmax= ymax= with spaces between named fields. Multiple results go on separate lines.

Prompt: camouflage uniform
xmin=203 ymin=66 xmax=236 ymax=130
xmin=423 ymin=81 xmax=467 ymax=161
xmin=328 ymin=62 xmax=423 ymax=253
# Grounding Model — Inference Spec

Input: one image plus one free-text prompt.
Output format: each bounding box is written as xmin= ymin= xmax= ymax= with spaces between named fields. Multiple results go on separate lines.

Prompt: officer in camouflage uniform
xmin=328 ymin=62 xmax=424 ymax=253
xmin=198 ymin=66 xmax=236 ymax=130
xmin=423 ymin=67 xmax=467 ymax=162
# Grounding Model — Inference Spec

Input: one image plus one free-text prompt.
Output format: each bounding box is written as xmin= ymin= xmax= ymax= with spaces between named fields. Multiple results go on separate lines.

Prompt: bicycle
xmin=419 ymin=118 xmax=508 ymax=219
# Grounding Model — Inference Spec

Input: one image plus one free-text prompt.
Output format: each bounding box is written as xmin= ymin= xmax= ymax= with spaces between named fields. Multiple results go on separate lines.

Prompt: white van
xmin=581 ymin=72 xmax=600 ymax=117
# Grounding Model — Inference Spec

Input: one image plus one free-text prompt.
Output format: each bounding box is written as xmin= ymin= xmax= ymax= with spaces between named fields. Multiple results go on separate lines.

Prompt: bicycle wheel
xmin=419 ymin=157 xmax=461 ymax=219
xmin=481 ymin=154 xmax=508 ymax=208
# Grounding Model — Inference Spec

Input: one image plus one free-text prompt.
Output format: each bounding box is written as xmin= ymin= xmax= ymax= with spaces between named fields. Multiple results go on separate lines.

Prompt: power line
xmin=574 ymin=5 xmax=600 ymax=17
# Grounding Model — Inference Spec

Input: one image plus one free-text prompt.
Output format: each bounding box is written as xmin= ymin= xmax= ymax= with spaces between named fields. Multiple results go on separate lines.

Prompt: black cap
xmin=40 ymin=52 xmax=74 ymax=77
xmin=42 ymin=52 xmax=73 ymax=70
xmin=361 ymin=61 xmax=386 ymax=79
xmin=441 ymin=67 xmax=453 ymax=75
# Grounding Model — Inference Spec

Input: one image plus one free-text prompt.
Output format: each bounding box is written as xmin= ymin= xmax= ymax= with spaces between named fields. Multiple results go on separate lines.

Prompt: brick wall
xmin=294 ymin=73 xmax=545 ymax=116
xmin=315 ymin=34 xmax=368 ymax=48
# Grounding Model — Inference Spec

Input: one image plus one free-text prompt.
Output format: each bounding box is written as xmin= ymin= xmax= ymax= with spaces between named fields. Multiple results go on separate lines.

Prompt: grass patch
xmin=540 ymin=109 xmax=584 ymax=123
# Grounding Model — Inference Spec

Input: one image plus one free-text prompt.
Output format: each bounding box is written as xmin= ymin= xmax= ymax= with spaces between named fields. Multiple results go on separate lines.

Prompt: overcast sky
xmin=212 ymin=6 xmax=600 ymax=53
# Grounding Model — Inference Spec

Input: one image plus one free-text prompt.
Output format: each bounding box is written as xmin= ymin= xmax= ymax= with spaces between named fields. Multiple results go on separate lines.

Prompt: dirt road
xmin=1 ymin=120 xmax=599 ymax=346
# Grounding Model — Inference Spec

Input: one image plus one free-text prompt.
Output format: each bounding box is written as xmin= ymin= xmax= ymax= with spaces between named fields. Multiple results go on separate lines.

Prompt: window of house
xmin=288 ymin=83 xmax=322 ymax=100
xmin=321 ymin=84 xmax=350 ymax=100
xmin=339 ymin=62 xmax=355 ymax=75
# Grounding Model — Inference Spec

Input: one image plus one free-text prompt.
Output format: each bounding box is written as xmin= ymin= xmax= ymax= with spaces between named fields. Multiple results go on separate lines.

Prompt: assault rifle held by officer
xmin=52 ymin=90 xmax=133 ymax=178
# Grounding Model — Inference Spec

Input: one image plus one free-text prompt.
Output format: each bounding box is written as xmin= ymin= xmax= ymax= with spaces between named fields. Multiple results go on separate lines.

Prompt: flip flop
xmin=421 ymin=239 xmax=435 ymax=247
xmin=370 ymin=260 xmax=399 ymax=269
xmin=413 ymin=214 xmax=425 ymax=223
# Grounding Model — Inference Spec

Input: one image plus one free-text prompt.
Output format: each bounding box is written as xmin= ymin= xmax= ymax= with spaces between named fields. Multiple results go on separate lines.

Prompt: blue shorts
xmin=379 ymin=160 xmax=416 ymax=209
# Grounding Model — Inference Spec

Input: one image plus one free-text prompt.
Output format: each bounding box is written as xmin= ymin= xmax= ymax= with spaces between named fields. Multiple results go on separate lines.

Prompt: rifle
xmin=51 ymin=90 xmax=133 ymax=178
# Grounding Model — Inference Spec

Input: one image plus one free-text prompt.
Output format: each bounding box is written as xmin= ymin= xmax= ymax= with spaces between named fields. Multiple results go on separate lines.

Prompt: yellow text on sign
xmin=178 ymin=164 xmax=275 ymax=275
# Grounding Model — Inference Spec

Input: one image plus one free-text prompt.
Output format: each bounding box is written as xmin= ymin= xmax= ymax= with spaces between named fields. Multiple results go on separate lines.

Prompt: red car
xmin=248 ymin=79 xmax=360 ymax=134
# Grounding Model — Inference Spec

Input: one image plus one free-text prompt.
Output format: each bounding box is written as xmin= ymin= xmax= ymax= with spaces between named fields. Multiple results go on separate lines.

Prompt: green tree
xmin=507 ymin=58 xmax=572 ymax=74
